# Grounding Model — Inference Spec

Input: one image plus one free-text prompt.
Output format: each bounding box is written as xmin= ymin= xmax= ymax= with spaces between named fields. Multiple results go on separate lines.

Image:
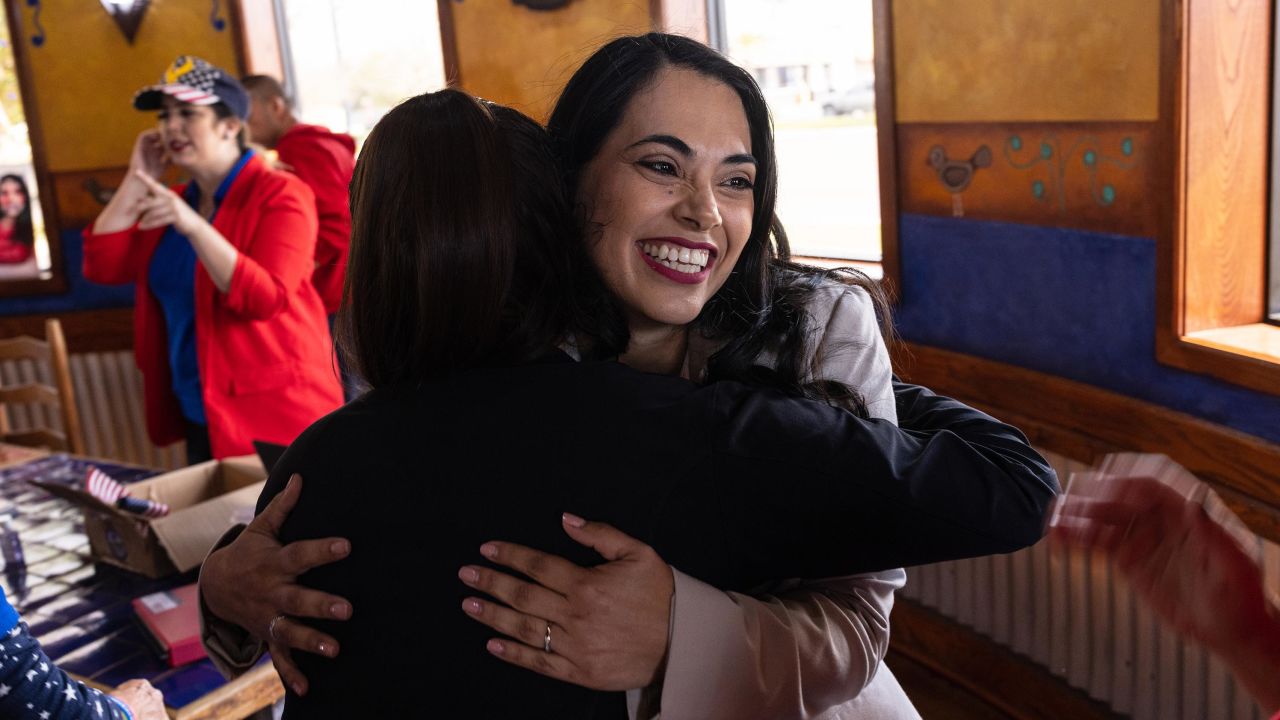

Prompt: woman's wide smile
xmin=636 ymin=237 xmax=717 ymax=284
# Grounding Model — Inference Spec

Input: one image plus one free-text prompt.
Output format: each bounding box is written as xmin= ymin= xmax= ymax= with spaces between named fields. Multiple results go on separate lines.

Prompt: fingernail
xmin=487 ymin=639 xmax=505 ymax=655
xmin=331 ymin=540 xmax=350 ymax=556
xmin=317 ymin=641 xmax=331 ymax=656
xmin=330 ymin=602 xmax=351 ymax=619
xmin=562 ymin=512 xmax=586 ymax=528
xmin=459 ymin=566 xmax=480 ymax=583
xmin=463 ymin=598 xmax=483 ymax=615
xmin=291 ymin=682 xmax=305 ymax=696
xmin=480 ymin=543 xmax=498 ymax=559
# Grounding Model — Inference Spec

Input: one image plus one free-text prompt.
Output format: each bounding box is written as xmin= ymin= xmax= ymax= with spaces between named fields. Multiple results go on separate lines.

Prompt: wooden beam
xmin=873 ymin=0 xmax=901 ymax=301
xmin=0 ymin=309 xmax=133 ymax=354
xmin=436 ymin=0 xmax=462 ymax=88
xmin=229 ymin=0 xmax=285 ymax=79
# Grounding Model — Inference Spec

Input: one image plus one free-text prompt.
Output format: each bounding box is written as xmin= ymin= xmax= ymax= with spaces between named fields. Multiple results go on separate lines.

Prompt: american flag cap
xmin=133 ymin=55 xmax=250 ymax=120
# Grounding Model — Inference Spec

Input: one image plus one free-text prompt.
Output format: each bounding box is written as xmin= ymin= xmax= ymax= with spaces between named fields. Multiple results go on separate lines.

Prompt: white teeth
xmin=642 ymin=243 xmax=710 ymax=273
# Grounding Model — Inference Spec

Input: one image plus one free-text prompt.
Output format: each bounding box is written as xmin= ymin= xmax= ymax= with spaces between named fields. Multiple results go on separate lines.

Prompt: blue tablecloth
xmin=0 ymin=454 xmax=241 ymax=709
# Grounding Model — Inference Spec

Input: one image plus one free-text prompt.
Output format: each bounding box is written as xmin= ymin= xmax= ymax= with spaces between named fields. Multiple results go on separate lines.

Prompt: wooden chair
xmin=0 ymin=318 xmax=86 ymax=454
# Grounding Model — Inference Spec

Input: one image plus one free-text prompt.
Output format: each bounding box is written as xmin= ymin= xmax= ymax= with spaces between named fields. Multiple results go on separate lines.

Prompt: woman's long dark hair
xmin=0 ymin=174 xmax=34 ymax=246
xmin=337 ymin=90 xmax=624 ymax=388
xmin=547 ymin=33 xmax=893 ymax=416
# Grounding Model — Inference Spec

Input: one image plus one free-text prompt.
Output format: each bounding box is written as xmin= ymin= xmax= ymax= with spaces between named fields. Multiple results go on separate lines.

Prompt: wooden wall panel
xmin=12 ymin=0 xmax=241 ymax=174
xmin=442 ymin=0 xmax=651 ymax=122
xmin=897 ymin=122 xmax=1158 ymax=236
xmin=892 ymin=0 xmax=1160 ymax=123
xmin=53 ymin=168 xmax=126 ymax=231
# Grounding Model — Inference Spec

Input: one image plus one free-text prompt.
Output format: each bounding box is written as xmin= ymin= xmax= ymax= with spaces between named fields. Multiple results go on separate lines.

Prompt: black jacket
xmin=265 ymin=353 xmax=1058 ymax=718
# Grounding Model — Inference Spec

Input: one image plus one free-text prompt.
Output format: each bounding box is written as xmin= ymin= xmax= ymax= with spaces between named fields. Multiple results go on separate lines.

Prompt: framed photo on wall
xmin=0 ymin=1 xmax=65 ymax=296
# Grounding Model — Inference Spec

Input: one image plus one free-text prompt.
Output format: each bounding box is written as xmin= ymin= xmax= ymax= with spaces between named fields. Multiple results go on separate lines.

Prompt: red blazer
xmin=276 ymin=123 xmax=355 ymax=314
xmin=83 ymin=154 xmax=343 ymax=458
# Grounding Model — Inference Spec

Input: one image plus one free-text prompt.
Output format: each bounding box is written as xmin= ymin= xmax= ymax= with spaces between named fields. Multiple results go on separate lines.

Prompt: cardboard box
xmin=34 ymin=455 xmax=265 ymax=578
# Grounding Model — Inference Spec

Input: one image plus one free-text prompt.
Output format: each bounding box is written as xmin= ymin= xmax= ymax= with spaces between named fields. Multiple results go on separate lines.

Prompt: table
xmin=0 ymin=448 xmax=283 ymax=719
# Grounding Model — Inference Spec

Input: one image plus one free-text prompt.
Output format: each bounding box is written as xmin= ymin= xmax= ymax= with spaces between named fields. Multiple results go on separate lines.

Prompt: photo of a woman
xmin=0 ymin=173 xmax=40 ymax=280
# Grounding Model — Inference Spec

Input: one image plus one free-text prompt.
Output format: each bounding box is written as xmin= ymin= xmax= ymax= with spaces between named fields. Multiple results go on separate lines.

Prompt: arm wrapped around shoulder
xmin=701 ymin=379 xmax=1059 ymax=584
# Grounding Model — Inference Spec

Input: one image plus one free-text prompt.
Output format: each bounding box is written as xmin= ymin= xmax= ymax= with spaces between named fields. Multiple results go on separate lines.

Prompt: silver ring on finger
xmin=269 ymin=613 xmax=287 ymax=643
xmin=543 ymin=621 xmax=553 ymax=654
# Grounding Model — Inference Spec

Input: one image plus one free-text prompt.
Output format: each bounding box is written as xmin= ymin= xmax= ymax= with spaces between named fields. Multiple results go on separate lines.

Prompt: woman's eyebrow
xmin=629 ymin=134 xmax=758 ymax=167
xmin=629 ymin=134 xmax=692 ymax=156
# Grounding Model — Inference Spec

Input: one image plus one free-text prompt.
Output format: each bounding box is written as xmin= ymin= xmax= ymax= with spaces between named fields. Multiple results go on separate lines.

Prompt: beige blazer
xmin=631 ymin=283 xmax=919 ymax=720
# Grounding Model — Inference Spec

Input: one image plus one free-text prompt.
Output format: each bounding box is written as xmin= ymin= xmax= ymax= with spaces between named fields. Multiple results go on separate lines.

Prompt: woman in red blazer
xmin=84 ymin=56 xmax=342 ymax=463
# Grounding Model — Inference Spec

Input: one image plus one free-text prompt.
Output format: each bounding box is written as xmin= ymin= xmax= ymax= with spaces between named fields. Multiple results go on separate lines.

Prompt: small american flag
xmin=85 ymin=466 xmax=126 ymax=505
xmin=84 ymin=466 xmax=170 ymax=518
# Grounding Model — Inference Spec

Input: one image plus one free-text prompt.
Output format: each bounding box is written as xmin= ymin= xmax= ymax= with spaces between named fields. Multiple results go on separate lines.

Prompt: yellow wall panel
xmin=450 ymin=0 xmax=651 ymax=122
xmin=16 ymin=0 xmax=239 ymax=173
xmin=892 ymin=0 xmax=1159 ymax=122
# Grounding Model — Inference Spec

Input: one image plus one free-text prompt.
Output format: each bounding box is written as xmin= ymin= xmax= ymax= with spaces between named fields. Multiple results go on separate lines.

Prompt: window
xmin=278 ymin=0 xmax=446 ymax=147
xmin=715 ymin=0 xmax=884 ymax=264
xmin=1161 ymin=0 xmax=1280 ymax=394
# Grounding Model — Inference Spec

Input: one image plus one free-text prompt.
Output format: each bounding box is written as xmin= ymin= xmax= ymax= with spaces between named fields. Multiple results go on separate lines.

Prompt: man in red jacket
xmin=243 ymin=75 xmax=358 ymax=397
xmin=242 ymin=76 xmax=354 ymax=315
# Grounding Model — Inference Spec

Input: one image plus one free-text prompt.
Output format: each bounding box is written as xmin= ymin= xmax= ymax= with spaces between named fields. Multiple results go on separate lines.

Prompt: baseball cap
xmin=133 ymin=55 xmax=250 ymax=120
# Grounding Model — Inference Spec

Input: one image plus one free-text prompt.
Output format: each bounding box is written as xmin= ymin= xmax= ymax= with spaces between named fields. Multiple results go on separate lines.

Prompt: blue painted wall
xmin=895 ymin=213 xmax=1280 ymax=443
xmin=0 ymin=230 xmax=133 ymax=316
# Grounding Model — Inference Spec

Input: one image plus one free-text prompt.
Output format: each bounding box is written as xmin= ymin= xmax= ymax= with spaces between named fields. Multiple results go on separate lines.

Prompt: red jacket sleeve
xmin=223 ymin=181 xmax=319 ymax=320
xmin=82 ymin=224 xmax=146 ymax=286
xmin=280 ymin=140 xmax=351 ymax=268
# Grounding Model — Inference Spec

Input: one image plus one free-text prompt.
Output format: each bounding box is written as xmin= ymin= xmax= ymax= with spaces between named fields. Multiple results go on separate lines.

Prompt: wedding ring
xmin=543 ymin=621 xmax=553 ymax=653
xmin=268 ymin=613 xmax=286 ymax=642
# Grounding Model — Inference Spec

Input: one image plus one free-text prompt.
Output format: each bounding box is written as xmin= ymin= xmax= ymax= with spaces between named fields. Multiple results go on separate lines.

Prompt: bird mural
xmin=928 ymin=144 xmax=992 ymax=217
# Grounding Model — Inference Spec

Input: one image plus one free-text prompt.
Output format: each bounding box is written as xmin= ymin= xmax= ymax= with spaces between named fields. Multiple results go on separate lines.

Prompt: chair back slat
xmin=1 ymin=428 xmax=68 ymax=452
xmin=0 ymin=383 xmax=60 ymax=406
xmin=0 ymin=319 xmax=85 ymax=454
xmin=0 ymin=336 xmax=50 ymax=363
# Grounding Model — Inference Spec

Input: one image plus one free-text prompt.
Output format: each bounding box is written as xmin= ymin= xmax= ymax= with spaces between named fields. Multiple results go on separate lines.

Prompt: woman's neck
xmin=619 ymin=316 xmax=689 ymax=377
xmin=0 ymin=216 xmax=14 ymax=232
xmin=188 ymin=150 xmax=242 ymax=207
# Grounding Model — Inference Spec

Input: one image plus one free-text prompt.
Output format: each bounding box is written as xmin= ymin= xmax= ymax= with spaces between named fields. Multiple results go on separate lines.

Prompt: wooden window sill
xmin=1158 ymin=324 xmax=1280 ymax=396
xmin=1184 ymin=323 xmax=1280 ymax=364
xmin=793 ymin=256 xmax=884 ymax=280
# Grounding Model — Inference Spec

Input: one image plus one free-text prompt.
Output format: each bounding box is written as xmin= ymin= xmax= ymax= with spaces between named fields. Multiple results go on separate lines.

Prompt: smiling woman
xmin=581 ymin=68 xmax=755 ymax=343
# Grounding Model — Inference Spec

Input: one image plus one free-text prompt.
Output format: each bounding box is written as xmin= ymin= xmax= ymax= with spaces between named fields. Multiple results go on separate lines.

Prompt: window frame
xmin=698 ymin=0 xmax=899 ymax=285
xmin=1270 ymin=0 xmax=1280 ymax=327
xmin=1158 ymin=0 xmax=1280 ymax=396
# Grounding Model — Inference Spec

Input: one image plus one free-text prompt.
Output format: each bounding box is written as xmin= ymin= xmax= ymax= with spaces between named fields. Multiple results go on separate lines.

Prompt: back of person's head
xmin=241 ymin=74 xmax=289 ymax=104
xmin=339 ymin=89 xmax=623 ymax=388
